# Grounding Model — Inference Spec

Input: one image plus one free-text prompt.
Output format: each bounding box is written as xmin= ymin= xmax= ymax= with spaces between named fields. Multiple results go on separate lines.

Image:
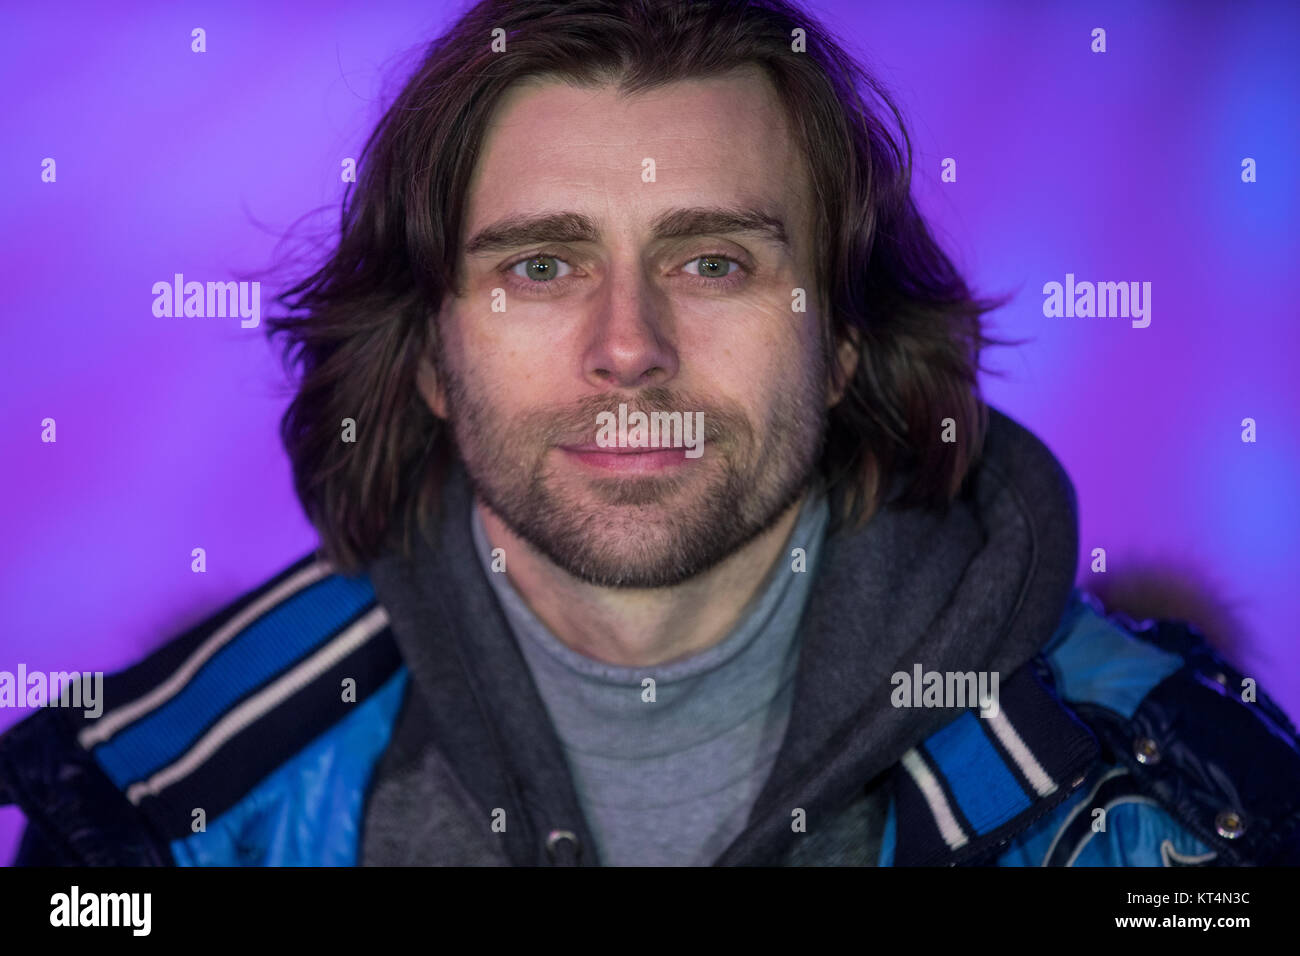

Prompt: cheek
xmin=707 ymin=303 xmax=818 ymax=382
xmin=688 ymin=327 xmax=811 ymax=433
xmin=448 ymin=315 xmax=545 ymax=402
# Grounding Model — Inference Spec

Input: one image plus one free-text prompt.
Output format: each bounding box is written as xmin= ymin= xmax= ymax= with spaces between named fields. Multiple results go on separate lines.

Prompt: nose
xmin=581 ymin=265 xmax=679 ymax=389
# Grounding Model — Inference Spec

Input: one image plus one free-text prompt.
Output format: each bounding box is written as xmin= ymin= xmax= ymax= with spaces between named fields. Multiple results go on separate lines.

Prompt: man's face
xmin=422 ymin=66 xmax=838 ymax=588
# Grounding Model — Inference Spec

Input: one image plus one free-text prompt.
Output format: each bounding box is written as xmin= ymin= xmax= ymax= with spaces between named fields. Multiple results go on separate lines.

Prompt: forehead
xmin=461 ymin=66 xmax=814 ymax=240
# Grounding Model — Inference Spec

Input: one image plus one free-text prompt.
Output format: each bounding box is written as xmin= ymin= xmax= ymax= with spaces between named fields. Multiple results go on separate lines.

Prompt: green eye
xmin=688 ymin=256 xmax=736 ymax=278
xmin=511 ymin=255 xmax=571 ymax=281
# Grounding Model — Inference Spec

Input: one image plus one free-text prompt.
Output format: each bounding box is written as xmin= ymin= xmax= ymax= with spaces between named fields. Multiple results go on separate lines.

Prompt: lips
xmin=558 ymin=444 xmax=692 ymax=473
xmin=560 ymin=443 xmax=667 ymax=454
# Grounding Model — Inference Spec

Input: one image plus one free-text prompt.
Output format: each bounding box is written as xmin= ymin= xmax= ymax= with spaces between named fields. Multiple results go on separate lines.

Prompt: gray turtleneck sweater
xmin=471 ymin=490 xmax=829 ymax=866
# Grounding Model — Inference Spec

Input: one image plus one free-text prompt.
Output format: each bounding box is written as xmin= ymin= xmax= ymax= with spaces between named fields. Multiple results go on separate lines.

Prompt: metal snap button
xmin=546 ymin=829 xmax=581 ymax=860
xmin=1133 ymin=737 xmax=1161 ymax=765
xmin=1214 ymin=810 xmax=1246 ymax=839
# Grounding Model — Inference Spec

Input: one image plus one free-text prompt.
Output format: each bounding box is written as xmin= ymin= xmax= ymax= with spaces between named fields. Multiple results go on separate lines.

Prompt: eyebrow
xmin=463 ymin=205 xmax=791 ymax=256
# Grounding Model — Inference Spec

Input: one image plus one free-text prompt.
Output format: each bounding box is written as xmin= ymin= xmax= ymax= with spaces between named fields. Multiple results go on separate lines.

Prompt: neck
xmin=477 ymin=494 xmax=808 ymax=668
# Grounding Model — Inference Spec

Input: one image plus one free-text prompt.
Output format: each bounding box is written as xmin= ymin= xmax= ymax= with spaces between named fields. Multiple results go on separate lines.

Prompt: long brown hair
xmin=265 ymin=0 xmax=1021 ymax=575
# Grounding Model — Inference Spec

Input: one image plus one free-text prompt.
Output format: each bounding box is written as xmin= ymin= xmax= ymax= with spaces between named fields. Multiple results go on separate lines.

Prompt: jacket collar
xmin=890 ymin=657 xmax=1099 ymax=865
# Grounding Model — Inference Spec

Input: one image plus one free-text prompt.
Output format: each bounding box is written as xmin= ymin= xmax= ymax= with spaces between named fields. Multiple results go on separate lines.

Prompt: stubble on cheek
xmin=432 ymin=326 xmax=828 ymax=587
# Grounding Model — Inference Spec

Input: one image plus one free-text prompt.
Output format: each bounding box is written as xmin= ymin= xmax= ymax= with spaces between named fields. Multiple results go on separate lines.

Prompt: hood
xmin=363 ymin=404 xmax=1080 ymax=865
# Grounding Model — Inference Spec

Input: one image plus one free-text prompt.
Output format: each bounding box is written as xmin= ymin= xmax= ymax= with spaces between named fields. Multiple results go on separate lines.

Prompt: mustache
xmin=527 ymin=387 xmax=746 ymax=446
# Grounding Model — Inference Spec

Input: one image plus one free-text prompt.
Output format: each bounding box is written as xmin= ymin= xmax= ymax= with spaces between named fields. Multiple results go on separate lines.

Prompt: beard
xmin=434 ymin=351 xmax=829 ymax=589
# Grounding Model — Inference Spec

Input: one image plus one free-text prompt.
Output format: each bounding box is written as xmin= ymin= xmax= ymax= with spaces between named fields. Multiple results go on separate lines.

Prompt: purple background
xmin=2 ymin=0 xmax=1297 ymax=864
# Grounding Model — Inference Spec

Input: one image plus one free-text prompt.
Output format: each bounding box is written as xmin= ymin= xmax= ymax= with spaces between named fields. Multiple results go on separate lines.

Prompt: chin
xmin=534 ymin=520 xmax=715 ymax=589
xmin=555 ymin=555 xmax=709 ymax=590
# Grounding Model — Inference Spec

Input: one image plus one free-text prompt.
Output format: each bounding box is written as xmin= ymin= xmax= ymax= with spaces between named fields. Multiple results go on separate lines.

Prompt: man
xmin=3 ymin=0 xmax=1298 ymax=867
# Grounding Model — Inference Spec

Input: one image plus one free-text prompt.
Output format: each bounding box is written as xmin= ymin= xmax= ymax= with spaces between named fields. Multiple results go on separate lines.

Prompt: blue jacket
xmin=3 ymin=409 xmax=1298 ymax=866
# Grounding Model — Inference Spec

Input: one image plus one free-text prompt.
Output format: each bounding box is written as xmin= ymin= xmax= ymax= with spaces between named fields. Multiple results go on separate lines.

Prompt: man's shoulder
xmin=1041 ymin=590 xmax=1190 ymax=717
xmin=80 ymin=551 xmax=389 ymax=727
xmin=1 ymin=551 xmax=407 ymax=865
xmin=1035 ymin=590 xmax=1300 ymax=865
